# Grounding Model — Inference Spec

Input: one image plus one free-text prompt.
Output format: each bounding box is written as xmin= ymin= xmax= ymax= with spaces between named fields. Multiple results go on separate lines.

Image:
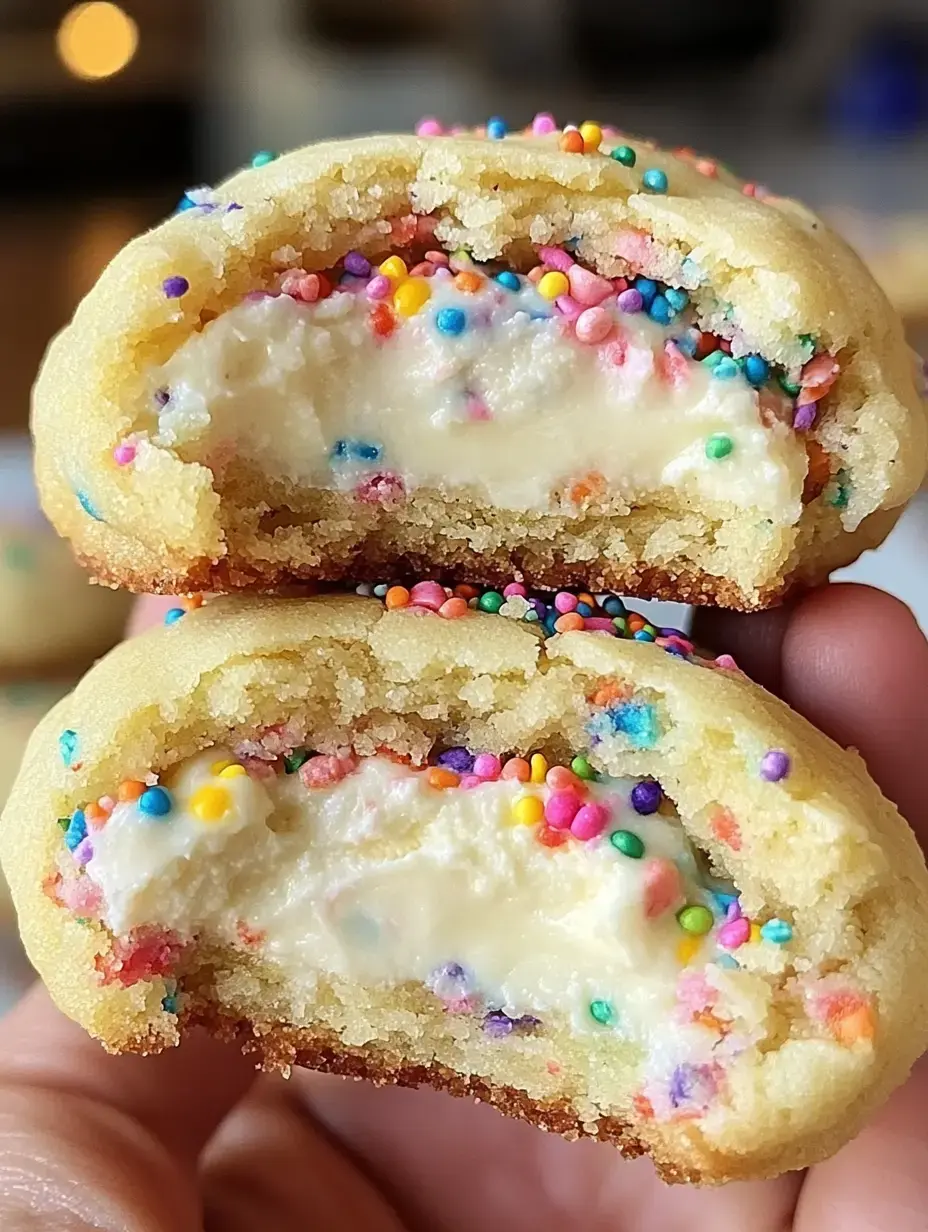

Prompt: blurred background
xmin=0 ymin=0 xmax=927 ymax=998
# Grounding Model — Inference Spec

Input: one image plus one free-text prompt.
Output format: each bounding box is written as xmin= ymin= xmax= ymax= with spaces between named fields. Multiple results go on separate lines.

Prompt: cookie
xmin=0 ymin=439 xmax=130 ymax=674
xmin=32 ymin=120 xmax=926 ymax=610
xmin=5 ymin=589 xmax=928 ymax=1184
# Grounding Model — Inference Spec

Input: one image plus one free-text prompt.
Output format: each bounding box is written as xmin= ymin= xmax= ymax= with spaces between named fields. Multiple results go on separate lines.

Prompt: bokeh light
xmin=56 ymin=2 xmax=139 ymax=82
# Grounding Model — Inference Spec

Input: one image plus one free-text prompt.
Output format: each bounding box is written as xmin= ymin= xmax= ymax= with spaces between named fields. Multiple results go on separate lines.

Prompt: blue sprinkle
xmin=673 ymin=332 xmax=698 ymax=357
xmin=161 ymin=993 xmax=179 ymax=1014
xmin=743 ymin=354 xmax=769 ymax=386
xmin=664 ymin=644 xmax=687 ymax=658
xmin=681 ymin=257 xmax=702 ymax=283
xmin=665 ymin=287 xmax=689 ymax=312
xmin=251 ymin=150 xmax=278 ymax=168
xmin=712 ymin=356 xmax=741 ymax=381
xmin=761 ymin=919 xmax=793 ymax=945
xmin=716 ymin=954 xmax=740 ymax=970
xmin=605 ymin=700 xmax=660 ymax=749
xmin=634 ymin=278 xmax=658 ymax=307
xmin=354 ymin=441 xmax=382 ymax=462
xmin=702 ymin=349 xmax=724 ymax=369
xmin=647 ymin=294 xmax=674 ymax=326
xmin=435 ymin=306 xmax=467 ymax=336
xmin=603 ymin=597 xmax=627 ymax=617
xmin=76 ymin=490 xmax=103 ymax=522
xmin=373 ymin=583 xmax=389 ymax=598
xmin=138 ymin=787 xmax=173 ymax=818
xmin=64 ymin=810 xmax=87 ymax=852
xmin=642 ymin=168 xmax=669 ymax=194
xmin=633 ymin=629 xmax=655 ymax=642
xmin=576 ymin=602 xmax=593 ymax=618
xmin=487 ymin=116 xmax=508 ymax=140
xmin=543 ymin=611 xmax=559 ymax=637
xmin=164 ymin=608 xmax=186 ymax=626
xmin=331 ymin=439 xmax=383 ymax=464
xmin=713 ymin=891 xmax=737 ymax=914
xmin=59 ymin=729 xmax=79 ymax=768
xmin=176 ymin=195 xmax=197 ymax=213
xmin=496 ymin=271 xmax=520 ymax=291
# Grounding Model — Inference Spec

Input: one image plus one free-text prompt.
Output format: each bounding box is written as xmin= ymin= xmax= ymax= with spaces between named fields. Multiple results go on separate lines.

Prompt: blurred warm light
xmin=56 ymin=3 xmax=139 ymax=82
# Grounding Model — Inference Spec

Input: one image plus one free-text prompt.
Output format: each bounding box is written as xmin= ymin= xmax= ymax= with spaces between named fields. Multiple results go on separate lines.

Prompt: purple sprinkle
xmin=226 ymin=202 xmax=243 ymax=212
xmin=154 ymin=387 xmax=170 ymax=408
xmin=73 ymin=837 xmax=94 ymax=866
xmin=617 ymin=288 xmax=644 ymax=314
xmin=437 ymin=747 xmax=475 ymax=774
xmin=669 ymin=1063 xmax=693 ymax=1107
xmin=793 ymin=402 xmax=817 ymax=431
xmin=483 ymin=1011 xmax=514 ymax=1038
xmin=760 ymin=749 xmax=791 ymax=782
xmin=344 ymin=250 xmax=372 ymax=277
xmin=630 ymin=779 xmax=662 ymax=814
xmin=529 ymin=598 xmax=547 ymax=618
xmin=726 ymin=899 xmax=742 ymax=921
xmin=659 ymin=627 xmax=686 ymax=639
xmin=163 ymin=275 xmax=190 ymax=299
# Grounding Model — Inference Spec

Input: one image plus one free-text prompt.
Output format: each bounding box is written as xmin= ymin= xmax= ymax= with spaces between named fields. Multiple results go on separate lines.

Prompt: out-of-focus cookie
xmin=32 ymin=121 xmax=926 ymax=609
xmin=5 ymin=588 xmax=928 ymax=1183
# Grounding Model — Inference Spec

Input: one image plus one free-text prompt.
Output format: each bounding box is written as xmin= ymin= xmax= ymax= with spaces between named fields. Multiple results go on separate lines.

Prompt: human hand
xmin=0 ymin=583 xmax=924 ymax=1230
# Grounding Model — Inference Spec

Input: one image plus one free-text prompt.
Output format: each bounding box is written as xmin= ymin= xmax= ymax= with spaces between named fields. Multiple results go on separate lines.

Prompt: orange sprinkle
xmin=527 ymin=266 xmax=545 ymax=283
xmin=633 ymin=1093 xmax=655 ymax=1120
xmin=695 ymin=158 xmax=718 ymax=178
xmin=454 ymin=271 xmax=484 ymax=294
xmin=385 ymin=585 xmax=411 ymax=610
xmin=182 ymin=593 xmax=204 ymax=610
xmin=832 ymin=1004 xmax=876 ymax=1046
xmin=554 ymin=612 xmax=584 ymax=633
xmin=439 ymin=597 xmax=468 ymax=619
xmin=627 ymin=615 xmax=646 ymax=633
xmin=501 ymin=757 xmax=531 ymax=782
xmin=375 ymin=745 xmax=414 ymax=766
xmin=590 ymin=677 xmax=631 ymax=707
xmin=803 ymin=440 xmax=832 ymax=503
xmin=567 ymin=471 xmax=606 ymax=504
xmin=546 ymin=765 xmax=585 ymax=793
xmin=427 ymin=767 xmax=461 ymax=790
xmin=84 ymin=802 xmax=108 ymax=830
xmin=117 ymin=779 xmax=146 ymax=802
xmin=709 ymin=806 xmax=742 ymax=852
xmin=559 ymin=130 xmax=585 ymax=154
xmin=694 ymin=1010 xmax=730 ymax=1035
xmin=577 ymin=592 xmax=595 ymax=607
xmin=538 ymin=825 xmax=567 ymax=847
xmin=453 ymin=583 xmax=479 ymax=600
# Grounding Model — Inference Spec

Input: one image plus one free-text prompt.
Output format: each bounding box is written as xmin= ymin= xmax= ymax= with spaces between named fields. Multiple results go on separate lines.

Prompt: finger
xmin=200 ymin=1076 xmax=407 ymax=1232
xmin=0 ymin=984 xmax=254 ymax=1230
xmin=128 ymin=595 xmax=178 ymax=637
xmin=691 ymin=601 xmax=794 ymax=693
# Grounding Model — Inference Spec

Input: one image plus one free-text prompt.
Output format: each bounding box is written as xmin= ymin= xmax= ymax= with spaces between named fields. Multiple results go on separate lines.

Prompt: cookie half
xmin=5 ymin=591 xmax=928 ymax=1183
xmin=32 ymin=123 xmax=926 ymax=608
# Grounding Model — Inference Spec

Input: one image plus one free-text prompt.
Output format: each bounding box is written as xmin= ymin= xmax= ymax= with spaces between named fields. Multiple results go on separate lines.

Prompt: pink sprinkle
xmin=718 ymin=917 xmax=751 ymax=950
xmin=555 ymin=294 xmax=582 ymax=318
xmin=568 ymin=264 xmax=613 ymax=306
xmin=545 ymin=791 xmax=581 ymax=830
xmin=409 ymin=580 xmax=447 ymax=611
xmin=659 ymin=340 xmax=690 ymax=388
xmin=643 ymin=857 xmax=683 ymax=919
xmin=58 ymin=875 xmax=102 ymax=916
xmin=432 ymin=266 xmax=453 ymax=283
xmin=416 ymin=118 xmax=444 ymax=137
xmin=425 ymin=250 xmax=450 ymax=267
xmin=503 ymin=582 xmax=528 ymax=597
xmin=460 ymin=774 xmax=481 ymax=790
xmin=583 ymin=617 xmax=616 ymax=634
xmin=465 ymin=394 xmax=492 ymax=421
xmin=355 ymin=473 xmax=405 ymax=506
xmin=366 ymin=274 xmax=392 ymax=300
xmin=601 ymin=335 xmax=628 ymax=367
xmin=713 ymin=654 xmax=739 ymax=672
xmin=532 ymin=112 xmax=558 ymax=136
xmin=664 ymin=635 xmax=694 ymax=655
xmin=554 ymin=591 xmax=579 ymax=613
xmin=113 ymin=441 xmax=136 ymax=466
xmin=408 ymin=261 xmax=436 ymax=278
xmin=538 ymin=246 xmax=574 ymax=272
xmin=300 ymin=755 xmax=347 ymax=788
xmin=570 ymin=802 xmax=609 ymax=840
xmin=473 ymin=753 xmax=501 ymax=781
xmin=575 ymin=306 xmax=613 ymax=345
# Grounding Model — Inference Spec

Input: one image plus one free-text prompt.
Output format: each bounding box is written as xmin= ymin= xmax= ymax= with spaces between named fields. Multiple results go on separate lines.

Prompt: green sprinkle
xmin=702 ymin=349 xmax=724 ymax=369
xmin=613 ymin=616 xmax=628 ymax=636
xmin=611 ymin=144 xmax=637 ymax=167
xmin=589 ymin=999 xmax=617 ymax=1026
xmin=779 ymin=376 xmax=801 ymax=396
xmin=677 ymin=905 xmax=714 ymax=935
xmin=799 ymin=333 xmax=815 ymax=350
xmin=827 ymin=469 xmax=851 ymax=508
xmin=570 ymin=756 xmax=596 ymax=780
xmin=523 ymin=609 xmax=539 ymax=623
xmin=283 ymin=749 xmax=312 ymax=774
xmin=478 ymin=590 xmax=505 ymax=613
xmin=610 ymin=829 xmax=644 ymax=858
xmin=57 ymin=817 xmax=71 ymax=831
xmin=251 ymin=150 xmax=278 ymax=168
xmin=705 ymin=433 xmax=734 ymax=460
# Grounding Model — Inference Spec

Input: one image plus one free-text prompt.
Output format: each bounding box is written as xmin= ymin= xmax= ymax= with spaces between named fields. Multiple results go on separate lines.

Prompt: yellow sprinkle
xmin=579 ymin=121 xmax=603 ymax=152
xmin=511 ymin=794 xmax=544 ymax=826
xmin=210 ymin=759 xmax=232 ymax=775
xmin=218 ymin=764 xmax=247 ymax=779
xmin=393 ymin=277 xmax=431 ymax=317
xmin=190 ymin=785 xmax=231 ymax=823
xmin=677 ymin=936 xmax=702 ymax=965
xmin=537 ymin=271 xmax=570 ymax=300
xmin=379 ymin=255 xmax=408 ymax=282
xmin=530 ymin=753 xmax=548 ymax=784
xmin=750 ymin=923 xmax=762 ymax=944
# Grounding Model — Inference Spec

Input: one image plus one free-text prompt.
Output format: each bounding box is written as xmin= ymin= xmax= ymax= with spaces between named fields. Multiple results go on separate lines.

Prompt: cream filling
xmin=150 ymin=279 xmax=806 ymax=518
xmin=86 ymin=754 xmax=730 ymax=1065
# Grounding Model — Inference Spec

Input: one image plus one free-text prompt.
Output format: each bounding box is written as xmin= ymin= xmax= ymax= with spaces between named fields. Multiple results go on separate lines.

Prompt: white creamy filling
xmin=152 ymin=280 xmax=806 ymax=518
xmin=86 ymin=754 xmax=723 ymax=1057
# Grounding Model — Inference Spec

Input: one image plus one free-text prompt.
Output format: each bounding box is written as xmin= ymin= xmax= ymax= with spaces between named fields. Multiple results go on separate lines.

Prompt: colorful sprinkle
xmin=163 ymin=275 xmax=189 ymax=299
xmin=190 ymin=785 xmax=231 ymax=822
xmin=705 ymin=433 xmax=734 ymax=460
xmin=761 ymin=919 xmax=793 ymax=944
xmin=611 ymin=145 xmax=637 ymax=167
xmin=59 ymin=729 xmax=79 ymax=768
xmin=138 ymin=787 xmax=172 ymax=818
xmin=760 ymin=750 xmax=791 ymax=782
xmin=251 ymin=150 xmax=278 ymax=168
xmin=611 ymin=829 xmax=645 ymax=858
xmin=630 ymin=780 xmax=662 ymax=815
xmin=486 ymin=116 xmax=508 ymax=140
xmin=677 ymin=905 xmax=714 ymax=936
xmin=164 ymin=607 xmax=185 ymax=626
xmin=76 ymin=489 xmax=103 ymax=521
xmin=283 ymin=749 xmax=311 ymax=774
xmin=435 ymin=306 xmax=467 ymax=335
xmin=642 ymin=168 xmax=669 ymax=194
xmin=538 ymin=271 xmax=570 ymax=300
xmin=511 ymin=795 xmax=544 ymax=826
xmin=589 ymin=999 xmax=617 ymax=1026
